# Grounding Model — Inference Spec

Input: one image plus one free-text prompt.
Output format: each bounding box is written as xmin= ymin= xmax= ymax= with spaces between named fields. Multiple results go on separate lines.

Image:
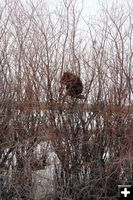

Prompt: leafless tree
xmin=0 ymin=0 xmax=133 ymax=199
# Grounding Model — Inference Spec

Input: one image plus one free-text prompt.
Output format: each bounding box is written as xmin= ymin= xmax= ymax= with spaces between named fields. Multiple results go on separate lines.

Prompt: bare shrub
xmin=0 ymin=0 xmax=133 ymax=200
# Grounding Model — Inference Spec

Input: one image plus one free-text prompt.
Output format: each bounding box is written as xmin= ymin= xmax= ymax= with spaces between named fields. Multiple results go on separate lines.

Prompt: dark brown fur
xmin=60 ymin=72 xmax=83 ymax=98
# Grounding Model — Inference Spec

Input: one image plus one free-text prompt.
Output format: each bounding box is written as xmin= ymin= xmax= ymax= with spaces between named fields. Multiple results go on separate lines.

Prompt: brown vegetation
xmin=0 ymin=0 xmax=133 ymax=200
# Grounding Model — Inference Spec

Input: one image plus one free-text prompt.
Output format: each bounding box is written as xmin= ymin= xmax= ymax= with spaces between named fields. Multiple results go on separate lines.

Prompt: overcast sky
xmin=47 ymin=0 xmax=132 ymax=17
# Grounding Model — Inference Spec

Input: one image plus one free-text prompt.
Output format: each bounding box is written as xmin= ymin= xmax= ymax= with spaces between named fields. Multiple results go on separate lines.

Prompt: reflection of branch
xmin=0 ymin=147 xmax=15 ymax=168
xmin=30 ymin=155 xmax=50 ymax=171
